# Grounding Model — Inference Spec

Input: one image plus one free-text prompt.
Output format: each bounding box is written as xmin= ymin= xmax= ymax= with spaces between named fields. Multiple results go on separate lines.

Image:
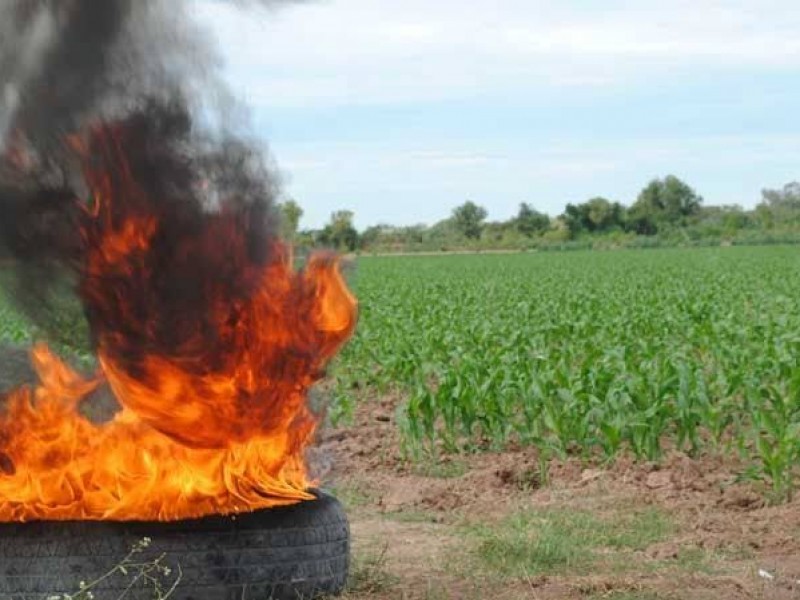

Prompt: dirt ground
xmin=315 ymin=395 xmax=800 ymax=600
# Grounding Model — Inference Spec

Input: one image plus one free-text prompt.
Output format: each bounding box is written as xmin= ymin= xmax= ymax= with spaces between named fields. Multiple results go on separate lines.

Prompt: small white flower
xmin=758 ymin=568 xmax=775 ymax=581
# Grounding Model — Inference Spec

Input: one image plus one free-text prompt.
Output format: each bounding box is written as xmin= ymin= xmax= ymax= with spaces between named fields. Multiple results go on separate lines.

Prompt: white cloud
xmin=194 ymin=0 xmax=800 ymax=107
xmin=185 ymin=1 xmax=800 ymax=228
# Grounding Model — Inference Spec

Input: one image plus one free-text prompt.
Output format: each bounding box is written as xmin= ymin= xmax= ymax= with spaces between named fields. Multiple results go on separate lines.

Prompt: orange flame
xmin=0 ymin=121 xmax=357 ymax=522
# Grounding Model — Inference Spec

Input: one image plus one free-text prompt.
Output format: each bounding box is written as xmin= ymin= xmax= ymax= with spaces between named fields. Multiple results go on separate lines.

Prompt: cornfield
xmin=333 ymin=247 xmax=800 ymax=500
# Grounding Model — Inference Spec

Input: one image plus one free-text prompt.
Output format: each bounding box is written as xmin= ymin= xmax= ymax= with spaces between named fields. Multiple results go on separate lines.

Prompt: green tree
xmin=320 ymin=210 xmax=359 ymax=251
xmin=515 ymin=203 xmax=550 ymax=237
xmin=586 ymin=197 xmax=624 ymax=231
xmin=278 ymin=199 xmax=304 ymax=240
xmin=563 ymin=202 xmax=591 ymax=236
xmin=758 ymin=182 xmax=800 ymax=227
xmin=761 ymin=182 xmax=800 ymax=210
xmin=426 ymin=218 xmax=461 ymax=251
xmin=561 ymin=197 xmax=624 ymax=236
xmin=452 ymin=201 xmax=488 ymax=239
xmin=628 ymin=175 xmax=702 ymax=234
xmin=359 ymin=224 xmax=388 ymax=250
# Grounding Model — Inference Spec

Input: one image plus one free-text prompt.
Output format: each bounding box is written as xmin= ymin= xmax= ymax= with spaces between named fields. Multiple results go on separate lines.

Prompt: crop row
xmin=333 ymin=247 xmax=800 ymax=500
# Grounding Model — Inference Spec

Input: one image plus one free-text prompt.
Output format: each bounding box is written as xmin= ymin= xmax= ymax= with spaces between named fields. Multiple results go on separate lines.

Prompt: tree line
xmin=278 ymin=176 xmax=800 ymax=253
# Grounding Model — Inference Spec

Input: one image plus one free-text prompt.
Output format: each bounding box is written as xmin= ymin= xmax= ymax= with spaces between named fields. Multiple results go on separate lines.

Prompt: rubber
xmin=0 ymin=490 xmax=350 ymax=600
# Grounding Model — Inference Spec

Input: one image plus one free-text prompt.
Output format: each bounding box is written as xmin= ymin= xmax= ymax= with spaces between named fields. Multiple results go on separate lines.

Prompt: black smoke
xmin=0 ymin=0 xmax=293 ymax=356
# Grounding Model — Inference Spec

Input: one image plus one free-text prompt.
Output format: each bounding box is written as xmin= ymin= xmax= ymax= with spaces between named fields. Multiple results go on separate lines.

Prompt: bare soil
xmin=317 ymin=394 xmax=800 ymax=599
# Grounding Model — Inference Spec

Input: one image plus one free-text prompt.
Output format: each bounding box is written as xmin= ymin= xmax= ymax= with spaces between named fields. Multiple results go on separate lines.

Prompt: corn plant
xmin=331 ymin=247 xmax=800 ymax=499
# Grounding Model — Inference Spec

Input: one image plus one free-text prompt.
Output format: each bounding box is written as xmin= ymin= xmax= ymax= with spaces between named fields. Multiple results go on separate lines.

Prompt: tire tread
xmin=0 ymin=491 xmax=349 ymax=600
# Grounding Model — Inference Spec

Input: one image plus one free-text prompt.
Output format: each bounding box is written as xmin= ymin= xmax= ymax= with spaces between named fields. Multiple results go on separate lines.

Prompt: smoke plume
xmin=0 ymin=0 xmax=294 ymax=353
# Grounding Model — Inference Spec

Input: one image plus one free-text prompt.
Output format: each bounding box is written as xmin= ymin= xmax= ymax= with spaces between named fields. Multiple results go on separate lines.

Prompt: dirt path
xmin=319 ymin=396 xmax=800 ymax=599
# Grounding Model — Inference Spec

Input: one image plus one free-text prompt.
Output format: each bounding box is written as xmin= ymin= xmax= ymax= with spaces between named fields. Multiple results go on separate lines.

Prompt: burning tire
xmin=0 ymin=490 xmax=349 ymax=599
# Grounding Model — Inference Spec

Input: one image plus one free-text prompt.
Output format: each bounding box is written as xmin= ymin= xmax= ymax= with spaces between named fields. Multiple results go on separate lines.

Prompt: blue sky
xmin=196 ymin=0 xmax=800 ymax=230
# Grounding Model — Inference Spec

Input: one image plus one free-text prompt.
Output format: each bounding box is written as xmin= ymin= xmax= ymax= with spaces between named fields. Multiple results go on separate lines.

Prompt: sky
xmin=195 ymin=0 xmax=800 ymax=230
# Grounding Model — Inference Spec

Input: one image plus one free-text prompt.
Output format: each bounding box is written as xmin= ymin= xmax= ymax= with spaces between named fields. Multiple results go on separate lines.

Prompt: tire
xmin=0 ymin=490 xmax=349 ymax=600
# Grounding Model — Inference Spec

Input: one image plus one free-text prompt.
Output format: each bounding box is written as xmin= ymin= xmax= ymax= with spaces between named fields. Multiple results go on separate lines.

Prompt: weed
xmin=345 ymin=542 xmax=397 ymax=594
xmin=47 ymin=537 xmax=181 ymax=600
xmin=464 ymin=506 xmax=674 ymax=579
